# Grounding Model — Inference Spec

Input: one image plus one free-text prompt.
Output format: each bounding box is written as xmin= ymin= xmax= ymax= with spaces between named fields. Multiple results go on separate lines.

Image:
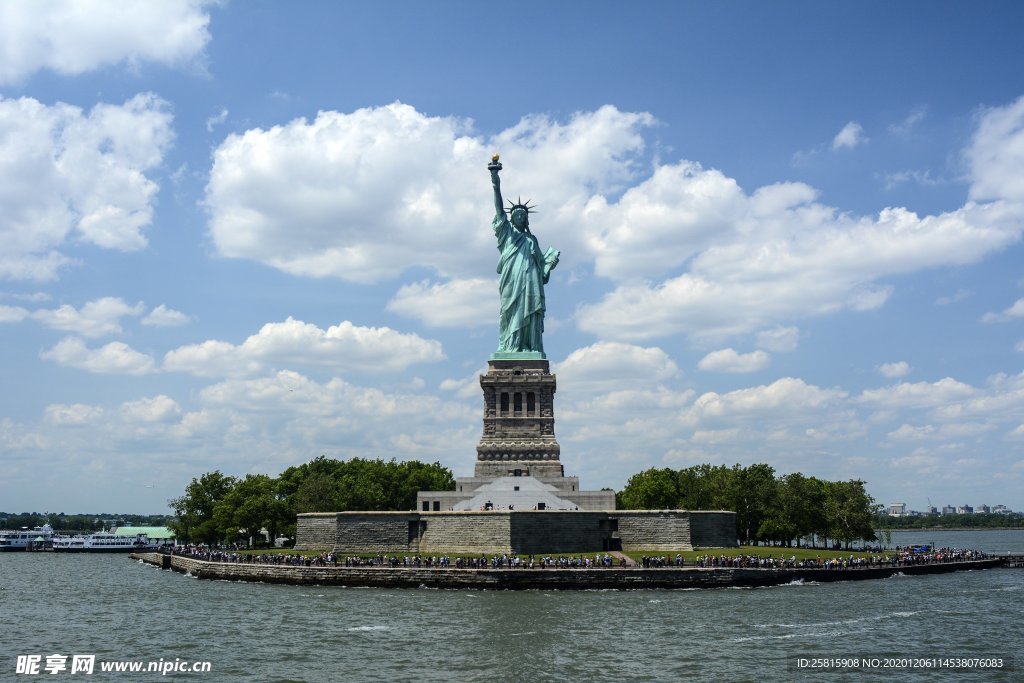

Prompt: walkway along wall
xmin=295 ymin=509 xmax=737 ymax=554
xmin=131 ymin=553 xmax=1005 ymax=590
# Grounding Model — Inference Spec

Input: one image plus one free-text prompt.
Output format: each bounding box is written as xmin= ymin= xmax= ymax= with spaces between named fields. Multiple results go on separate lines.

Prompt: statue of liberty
xmin=487 ymin=155 xmax=560 ymax=358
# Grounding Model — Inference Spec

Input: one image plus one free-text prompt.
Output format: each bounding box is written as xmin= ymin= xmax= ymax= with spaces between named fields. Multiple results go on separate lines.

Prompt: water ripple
xmin=2 ymin=552 xmax=1022 ymax=682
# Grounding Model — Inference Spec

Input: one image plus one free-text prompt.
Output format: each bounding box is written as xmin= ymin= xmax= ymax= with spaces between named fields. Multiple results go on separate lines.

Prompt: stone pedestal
xmin=475 ymin=358 xmax=563 ymax=478
xmin=417 ymin=355 xmax=615 ymax=512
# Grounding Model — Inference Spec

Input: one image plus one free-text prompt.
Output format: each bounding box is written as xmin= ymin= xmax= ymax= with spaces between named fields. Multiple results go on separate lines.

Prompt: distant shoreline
xmin=876 ymin=527 xmax=1024 ymax=532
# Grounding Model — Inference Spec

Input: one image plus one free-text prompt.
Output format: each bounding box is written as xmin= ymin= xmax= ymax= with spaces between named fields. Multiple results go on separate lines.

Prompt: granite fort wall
xmin=419 ymin=512 xmax=512 ymax=554
xmin=509 ymin=511 xmax=607 ymax=553
xmin=294 ymin=512 xmax=336 ymax=551
xmin=615 ymin=511 xmax=737 ymax=551
xmin=616 ymin=511 xmax=693 ymax=551
xmin=689 ymin=511 xmax=738 ymax=549
xmin=297 ymin=509 xmax=737 ymax=554
xmin=334 ymin=512 xmax=418 ymax=554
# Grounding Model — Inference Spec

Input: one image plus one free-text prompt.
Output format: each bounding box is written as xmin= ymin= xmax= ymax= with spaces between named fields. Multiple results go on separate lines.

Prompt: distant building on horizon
xmin=887 ymin=502 xmax=907 ymax=517
xmin=957 ymin=504 xmax=973 ymax=514
xmin=942 ymin=505 xmax=956 ymax=515
xmin=976 ymin=504 xmax=991 ymax=514
xmin=112 ymin=526 xmax=176 ymax=545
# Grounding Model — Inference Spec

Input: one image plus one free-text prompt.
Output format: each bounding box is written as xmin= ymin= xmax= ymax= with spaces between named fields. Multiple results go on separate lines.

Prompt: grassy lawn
xmin=620 ymin=546 xmax=891 ymax=563
xmin=225 ymin=545 xmax=896 ymax=562
xmin=230 ymin=547 xmax=315 ymax=556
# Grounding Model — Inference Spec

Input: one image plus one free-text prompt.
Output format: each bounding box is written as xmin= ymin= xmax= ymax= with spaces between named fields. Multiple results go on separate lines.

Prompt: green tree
xmin=336 ymin=459 xmax=389 ymax=511
xmin=168 ymin=471 xmax=236 ymax=544
xmin=731 ymin=463 xmax=777 ymax=545
xmin=702 ymin=464 xmax=739 ymax=511
xmin=617 ymin=468 xmax=679 ymax=509
xmin=759 ymin=472 xmax=825 ymax=547
xmin=276 ymin=455 xmax=454 ymax=514
xmin=676 ymin=465 xmax=718 ymax=510
xmin=292 ymin=472 xmax=341 ymax=513
xmin=212 ymin=474 xmax=291 ymax=547
xmin=616 ymin=463 xmax=883 ymax=548
xmin=824 ymin=479 xmax=878 ymax=548
xmin=397 ymin=459 xmax=456 ymax=508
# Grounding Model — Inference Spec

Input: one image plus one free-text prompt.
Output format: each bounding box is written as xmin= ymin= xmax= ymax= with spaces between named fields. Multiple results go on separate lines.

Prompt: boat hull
xmin=53 ymin=546 xmax=153 ymax=553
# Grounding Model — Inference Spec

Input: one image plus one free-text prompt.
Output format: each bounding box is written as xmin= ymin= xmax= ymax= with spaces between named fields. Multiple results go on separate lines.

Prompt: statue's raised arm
xmin=488 ymin=153 xmax=504 ymax=217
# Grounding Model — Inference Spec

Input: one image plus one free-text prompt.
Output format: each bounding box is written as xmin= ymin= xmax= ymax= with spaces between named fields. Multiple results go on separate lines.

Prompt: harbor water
xmin=3 ymin=529 xmax=1022 ymax=681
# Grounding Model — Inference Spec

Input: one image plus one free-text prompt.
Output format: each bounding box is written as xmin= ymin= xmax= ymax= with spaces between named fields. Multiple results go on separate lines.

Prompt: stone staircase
xmin=609 ymin=551 xmax=636 ymax=567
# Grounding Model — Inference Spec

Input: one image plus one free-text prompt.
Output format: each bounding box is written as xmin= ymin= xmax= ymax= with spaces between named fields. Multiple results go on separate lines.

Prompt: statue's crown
xmin=505 ymin=197 xmax=537 ymax=216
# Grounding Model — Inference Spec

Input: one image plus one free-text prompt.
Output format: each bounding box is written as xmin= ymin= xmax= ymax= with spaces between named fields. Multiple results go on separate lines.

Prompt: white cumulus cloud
xmin=141 ymin=304 xmax=190 ymax=327
xmin=439 ymin=369 xmax=486 ymax=400
xmin=205 ymin=107 xmax=228 ymax=133
xmin=0 ymin=94 xmax=173 ymax=281
xmin=31 ymin=297 xmax=145 ymax=337
xmin=982 ymin=297 xmax=1024 ymax=323
xmin=859 ymin=378 xmax=977 ymax=409
xmin=577 ymin=196 xmax=1020 ymax=341
xmin=555 ymin=341 xmax=680 ymax=395
xmin=0 ymin=304 xmax=29 ymax=323
xmin=935 ymin=289 xmax=969 ymax=306
xmin=967 ymin=95 xmax=1024 ymax=202
xmin=22 ymin=369 xmax=478 ymax=488
xmin=888 ymin=423 xmax=936 ymax=441
xmin=686 ymin=378 xmax=847 ymax=422
xmin=575 ymin=98 xmax=1024 ymax=344
xmin=44 ymin=403 xmax=105 ymax=426
xmin=387 ymin=278 xmax=495 ymax=328
xmin=204 ymin=103 xmax=655 ymax=284
xmin=40 ymin=337 xmax=156 ymax=375
xmin=120 ymin=395 xmax=181 ymax=423
xmin=832 ymin=121 xmax=867 ymax=150
xmin=756 ymin=326 xmax=800 ymax=353
xmin=582 ymin=161 xmax=745 ymax=280
xmin=0 ymin=0 xmax=212 ymax=84
xmin=202 ymin=101 xmax=1024 ymax=348
xmin=162 ymin=317 xmax=444 ymax=378
xmin=888 ymin=106 xmax=927 ymax=136
xmin=697 ymin=348 xmax=770 ymax=373
xmin=878 ymin=361 xmax=911 ymax=378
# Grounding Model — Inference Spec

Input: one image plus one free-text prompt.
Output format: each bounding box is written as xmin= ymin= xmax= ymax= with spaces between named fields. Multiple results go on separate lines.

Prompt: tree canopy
xmin=165 ymin=455 xmax=883 ymax=549
xmin=0 ymin=511 xmax=171 ymax=532
xmin=168 ymin=456 xmax=454 ymax=545
xmin=617 ymin=463 xmax=879 ymax=548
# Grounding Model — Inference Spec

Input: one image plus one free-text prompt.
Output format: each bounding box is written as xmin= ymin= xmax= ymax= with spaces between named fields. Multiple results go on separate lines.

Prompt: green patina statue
xmin=488 ymin=155 xmax=560 ymax=358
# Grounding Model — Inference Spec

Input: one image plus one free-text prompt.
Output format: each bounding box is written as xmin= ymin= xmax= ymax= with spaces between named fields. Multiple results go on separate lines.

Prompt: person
xmin=488 ymin=155 xmax=559 ymax=354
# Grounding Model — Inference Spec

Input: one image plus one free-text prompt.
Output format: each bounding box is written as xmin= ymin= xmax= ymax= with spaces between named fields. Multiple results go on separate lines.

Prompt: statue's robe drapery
xmin=492 ymin=212 xmax=558 ymax=354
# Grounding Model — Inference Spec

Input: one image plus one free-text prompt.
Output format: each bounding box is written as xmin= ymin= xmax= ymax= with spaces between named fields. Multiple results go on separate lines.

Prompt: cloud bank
xmin=0 ymin=94 xmax=173 ymax=281
xmin=204 ymin=99 xmax=1024 ymax=347
xmin=0 ymin=0 xmax=212 ymax=84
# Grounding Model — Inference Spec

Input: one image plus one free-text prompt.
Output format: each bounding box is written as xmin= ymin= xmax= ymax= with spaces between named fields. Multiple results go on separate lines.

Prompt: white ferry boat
xmin=52 ymin=531 xmax=157 ymax=553
xmin=0 ymin=524 xmax=55 ymax=551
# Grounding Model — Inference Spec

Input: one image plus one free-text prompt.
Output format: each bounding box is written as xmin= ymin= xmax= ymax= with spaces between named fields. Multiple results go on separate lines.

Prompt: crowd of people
xmin=167 ymin=544 xmax=988 ymax=570
xmin=692 ymin=547 xmax=989 ymax=569
xmin=169 ymin=546 xmax=629 ymax=568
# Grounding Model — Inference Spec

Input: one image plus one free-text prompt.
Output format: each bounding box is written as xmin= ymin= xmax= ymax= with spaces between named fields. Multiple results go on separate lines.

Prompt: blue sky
xmin=3 ymin=1 xmax=1024 ymax=515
